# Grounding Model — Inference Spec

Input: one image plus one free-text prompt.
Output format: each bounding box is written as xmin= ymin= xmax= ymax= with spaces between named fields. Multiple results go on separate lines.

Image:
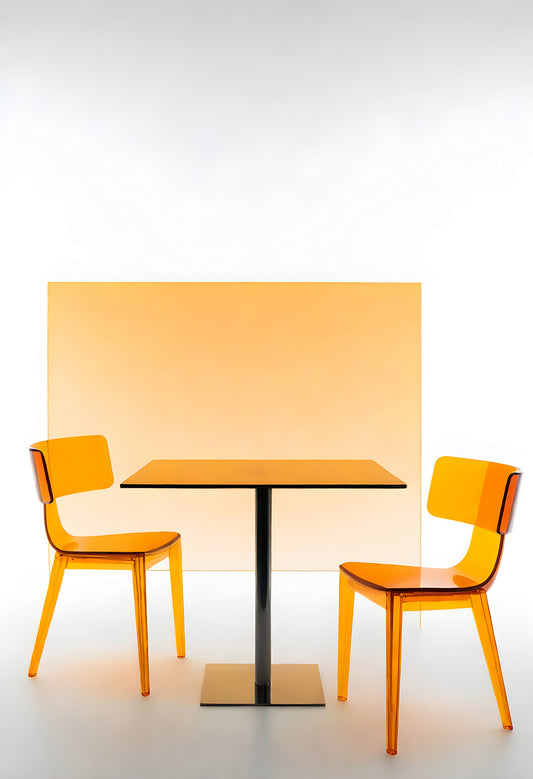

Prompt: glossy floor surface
xmin=3 ymin=565 xmax=532 ymax=778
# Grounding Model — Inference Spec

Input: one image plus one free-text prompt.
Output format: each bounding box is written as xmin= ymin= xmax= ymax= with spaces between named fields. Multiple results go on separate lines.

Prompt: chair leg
xmin=132 ymin=555 xmax=150 ymax=696
xmin=386 ymin=592 xmax=403 ymax=756
xmin=169 ymin=539 xmax=186 ymax=658
xmin=338 ymin=572 xmax=355 ymax=701
xmin=28 ymin=553 xmax=67 ymax=677
xmin=470 ymin=591 xmax=512 ymax=729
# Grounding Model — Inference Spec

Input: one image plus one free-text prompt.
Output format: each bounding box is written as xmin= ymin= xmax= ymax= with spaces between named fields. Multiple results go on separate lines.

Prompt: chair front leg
xmin=386 ymin=592 xmax=403 ymax=756
xmin=169 ymin=539 xmax=186 ymax=658
xmin=132 ymin=555 xmax=150 ymax=696
xmin=470 ymin=590 xmax=512 ymax=729
xmin=338 ymin=571 xmax=355 ymax=701
xmin=28 ymin=553 xmax=67 ymax=677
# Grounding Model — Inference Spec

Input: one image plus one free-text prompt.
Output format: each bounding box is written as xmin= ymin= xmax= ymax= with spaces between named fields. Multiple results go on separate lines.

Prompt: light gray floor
xmin=3 ymin=565 xmax=532 ymax=779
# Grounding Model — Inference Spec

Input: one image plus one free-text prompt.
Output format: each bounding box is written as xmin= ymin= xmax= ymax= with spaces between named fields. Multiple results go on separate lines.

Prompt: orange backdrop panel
xmin=48 ymin=282 xmax=420 ymax=571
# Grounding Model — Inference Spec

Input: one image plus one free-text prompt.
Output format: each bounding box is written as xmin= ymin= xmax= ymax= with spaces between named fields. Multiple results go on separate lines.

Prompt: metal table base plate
xmin=200 ymin=663 xmax=325 ymax=706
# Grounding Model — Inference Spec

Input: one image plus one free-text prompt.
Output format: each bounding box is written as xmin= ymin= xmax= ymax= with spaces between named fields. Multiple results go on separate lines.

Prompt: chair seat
xmin=58 ymin=530 xmax=180 ymax=556
xmin=340 ymin=561 xmax=481 ymax=592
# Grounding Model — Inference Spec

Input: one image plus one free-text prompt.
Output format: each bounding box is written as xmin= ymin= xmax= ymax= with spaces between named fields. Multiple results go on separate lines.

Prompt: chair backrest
xmin=427 ymin=456 xmax=521 ymax=535
xmin=30 ymin=435 xmax=114 ymax=502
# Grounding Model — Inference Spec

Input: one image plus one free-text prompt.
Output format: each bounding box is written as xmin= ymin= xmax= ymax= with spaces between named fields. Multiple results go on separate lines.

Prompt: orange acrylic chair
xmin=29 ymin=435 xmax=185 ymax=696
xmin=338 ymin=456 xmax=521 ymax=755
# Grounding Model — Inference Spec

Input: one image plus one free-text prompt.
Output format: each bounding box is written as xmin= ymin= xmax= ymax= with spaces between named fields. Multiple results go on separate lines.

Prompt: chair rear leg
xmin=470 ymin=591 xmax=512 ymax=729
xmin=169 ymin=539 xmax=186 ymax=658
xmin=28 ymin=553 xmax=67 ymax=677
xmin=132 ymin=555 xmax=150 ymax=696
xmin=386 ymin=593 xmax=403 ymax=755
xmin=337 ymin=572 xmax=355 ymax=701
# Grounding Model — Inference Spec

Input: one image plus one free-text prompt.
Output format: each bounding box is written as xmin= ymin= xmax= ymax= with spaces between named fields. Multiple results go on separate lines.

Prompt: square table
xmin=121 ymin=459 xmax=406 ymax=706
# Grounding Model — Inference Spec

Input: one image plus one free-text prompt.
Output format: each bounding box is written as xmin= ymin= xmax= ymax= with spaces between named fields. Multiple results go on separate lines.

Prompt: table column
xmin=255 ymin=486 xmax=271 ymax=703
xmin=199 ymin=482 xmax=324 ymax=706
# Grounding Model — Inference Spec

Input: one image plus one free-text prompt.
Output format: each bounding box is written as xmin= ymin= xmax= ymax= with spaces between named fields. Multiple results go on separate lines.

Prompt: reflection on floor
xmin=3 ymin=570 xmax=532 ymax=778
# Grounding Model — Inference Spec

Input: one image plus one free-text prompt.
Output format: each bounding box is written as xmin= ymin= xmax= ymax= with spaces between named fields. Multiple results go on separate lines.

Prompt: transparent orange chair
xmin=338 ymin=456 xmax=521 ymax=755
xmin=29 ymin=435 xmax=185 ymax=696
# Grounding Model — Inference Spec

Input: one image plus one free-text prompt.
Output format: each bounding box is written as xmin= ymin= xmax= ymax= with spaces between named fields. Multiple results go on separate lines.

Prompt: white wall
xmin=2 ymin=1 xmax=531 ymax=580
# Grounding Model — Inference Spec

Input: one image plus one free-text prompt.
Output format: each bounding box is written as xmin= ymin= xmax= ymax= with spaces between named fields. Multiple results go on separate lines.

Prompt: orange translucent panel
xmin=48 ymin=281 xmax=421 ymax=572
xmin=338 ymin=456 xmax=522 ymax=756
xmin=28 ymin=435 xmax=186 ymax=695
xmin=427 ymin=456 xmax=518 ymax=532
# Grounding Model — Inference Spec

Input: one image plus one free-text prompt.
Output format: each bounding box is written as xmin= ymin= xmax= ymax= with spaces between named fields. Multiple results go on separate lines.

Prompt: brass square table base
xmin=200 ymin=663 xmax=325 ymax=706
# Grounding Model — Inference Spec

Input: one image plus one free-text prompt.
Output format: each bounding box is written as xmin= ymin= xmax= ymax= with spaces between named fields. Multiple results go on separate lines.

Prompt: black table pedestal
xmin=200 ymin=487 xmax=325 ymax=706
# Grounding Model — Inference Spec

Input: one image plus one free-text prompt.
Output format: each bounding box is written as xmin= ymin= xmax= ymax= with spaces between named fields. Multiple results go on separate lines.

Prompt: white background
xmin=1 ymin=1 xmax=532 ymax=777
